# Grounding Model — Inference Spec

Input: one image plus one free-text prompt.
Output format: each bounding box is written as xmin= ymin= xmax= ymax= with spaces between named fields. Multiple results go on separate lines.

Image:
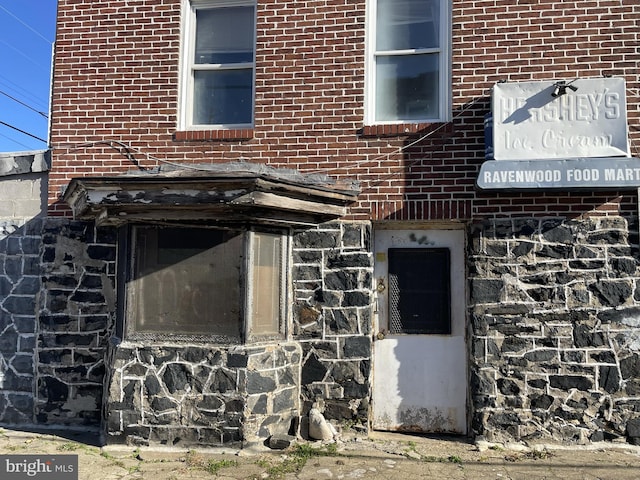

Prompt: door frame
xmin=370 ymin=223 xmax=469 ymax=434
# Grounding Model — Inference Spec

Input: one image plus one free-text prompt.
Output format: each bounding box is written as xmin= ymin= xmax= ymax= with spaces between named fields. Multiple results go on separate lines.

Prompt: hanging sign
xmin=491 ymin=78 xmax=630 ymax=161
xmin=477 ymin=157 xmax=640 ymax=190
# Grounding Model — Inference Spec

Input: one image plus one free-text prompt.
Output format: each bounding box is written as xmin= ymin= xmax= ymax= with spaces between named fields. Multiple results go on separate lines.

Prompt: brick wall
xmin=50 ymin=0 xmax=640 ymax=220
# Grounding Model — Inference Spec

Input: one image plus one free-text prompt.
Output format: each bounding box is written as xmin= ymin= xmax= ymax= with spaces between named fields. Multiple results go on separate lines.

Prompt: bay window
xmin=123 ymin=226 xmax=287 ymax=342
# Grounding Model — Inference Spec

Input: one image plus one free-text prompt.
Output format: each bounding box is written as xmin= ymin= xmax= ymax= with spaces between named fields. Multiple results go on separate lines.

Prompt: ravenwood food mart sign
xmin=478 ymin=77 xmax=640 ymax=190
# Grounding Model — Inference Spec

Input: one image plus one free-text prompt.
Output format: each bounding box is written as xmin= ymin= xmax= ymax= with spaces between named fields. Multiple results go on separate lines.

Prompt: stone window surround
xmin=115 ymin=223 xmax=290 ymax=344
xmin=62 ymin=165 xmax=360 ymax=346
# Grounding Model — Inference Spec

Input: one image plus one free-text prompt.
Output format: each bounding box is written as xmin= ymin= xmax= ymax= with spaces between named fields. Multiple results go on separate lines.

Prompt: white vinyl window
xmin=180 ymin=0 xmax=256 ymax=129
xmin=366 ymin=0 xmax=450 ymax=124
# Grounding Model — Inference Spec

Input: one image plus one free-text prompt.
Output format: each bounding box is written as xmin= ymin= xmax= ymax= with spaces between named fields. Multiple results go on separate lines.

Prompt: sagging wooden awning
xmin=63 ymin=166 xmax=360 ymax=227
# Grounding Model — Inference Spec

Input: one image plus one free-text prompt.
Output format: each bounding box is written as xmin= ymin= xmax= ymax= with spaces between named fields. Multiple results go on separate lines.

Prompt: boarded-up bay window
xmin=124 ymin=226 xmax=286 ymax=342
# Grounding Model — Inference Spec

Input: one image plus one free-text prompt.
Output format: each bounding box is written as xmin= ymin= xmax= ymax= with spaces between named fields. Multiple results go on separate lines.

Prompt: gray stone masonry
xmin=292 ymin=222 xmax=373 ymax=429
xmin=104 ymin=342 xmax=302 ymax=447
xmin=0 ymin=218 xmax=43 ymax=425
xmin=469 ymin=215 xmax=640 ymax=445
xmin=0 ymin=153 xmax=49 ymax=427
xmin=37 ymin=219 xmax=116 ymax=427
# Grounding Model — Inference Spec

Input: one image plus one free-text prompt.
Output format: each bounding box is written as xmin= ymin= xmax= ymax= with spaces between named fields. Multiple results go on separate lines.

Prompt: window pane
xmin=193 ymin=69 xmax=253 ymax=125
xmin=388 ymin=248 xmax=450 ymax=335
xmin=376 ymin=0 xmax=440 ymax=51
xmin=375 ymin=53 xmax=439 ymax=121
xmin=195 ymin=6 xmax=255 ymax=64
xmin=250 ymin=232 xmax=282 ymax=335
xmin=131 ymin=227 xmax=242 ymax=338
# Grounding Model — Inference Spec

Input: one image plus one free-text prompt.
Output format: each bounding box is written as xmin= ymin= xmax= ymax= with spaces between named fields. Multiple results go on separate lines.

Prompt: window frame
xmin=117 ymin=224 xmax=289 ymax=344
xmin=364 ymin=0 xmax=451 ymax=125
xmin=178 ymin=0 xmax=257 ymax=130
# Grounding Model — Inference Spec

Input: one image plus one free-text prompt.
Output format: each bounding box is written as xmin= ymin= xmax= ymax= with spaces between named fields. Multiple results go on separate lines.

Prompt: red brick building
xmin=1 ymin=0 xmax=639 ymax=447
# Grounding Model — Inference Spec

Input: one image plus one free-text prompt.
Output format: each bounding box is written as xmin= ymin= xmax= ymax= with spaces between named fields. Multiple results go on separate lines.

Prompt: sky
xmin=0 ymin=1 xmax=57 ymax=153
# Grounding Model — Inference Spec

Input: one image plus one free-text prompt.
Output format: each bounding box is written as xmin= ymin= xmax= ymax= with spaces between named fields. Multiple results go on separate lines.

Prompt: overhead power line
xmin=0 ymin=4 xmax=53 ymax=44
xmin=0 ymin=130 xmax=33 ymax=150
xmin=0 ymin=39 xmax=49 ymax=72
xmin=0 ymin=90 xmax=48 ymax=118
xmin=0 ymin=73 xmax=48 ymax=110
xmin=0 ymin=120 xmax=46 ymax=143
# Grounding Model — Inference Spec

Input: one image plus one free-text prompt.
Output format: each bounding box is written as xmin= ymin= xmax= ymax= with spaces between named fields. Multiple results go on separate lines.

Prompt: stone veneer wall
xmin=105 ymin=343 xmax=301 ymax=446
xmin=0 ymin=153 xmax=49 ymax=426
xmin=292 ymin=221 xmax=374 ymax=430
xmin=470 ymin=215 xmax=640 ymax=445
xmin=0 ymin=218 xmax=43 ymax=424
xmin=37 ymin=219 xmax=116 ymax=428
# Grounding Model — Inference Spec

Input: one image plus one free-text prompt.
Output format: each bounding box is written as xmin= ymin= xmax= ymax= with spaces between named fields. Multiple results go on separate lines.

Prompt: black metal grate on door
xmin=388 ymin=248 xmax=451 ymax=335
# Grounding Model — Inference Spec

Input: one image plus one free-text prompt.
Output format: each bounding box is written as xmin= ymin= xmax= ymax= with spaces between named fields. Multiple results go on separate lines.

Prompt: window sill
xmin=358 ymin=122 xmax=452 ymax=138
xmin=174 ymin=129 xmax=254 ymax=141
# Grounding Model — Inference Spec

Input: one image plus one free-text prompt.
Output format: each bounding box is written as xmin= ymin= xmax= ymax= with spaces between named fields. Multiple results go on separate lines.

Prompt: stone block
xmin=278 ymin=366 xmax=296 ymax=386
xmin=326 ymin=309 xmax=358 ymax=334
xmin=246 ymin=371 xmax=276 ymax=394
xmin=573 ymin=323 xmax=606 ymax=348
xmin=599 ymin=366 xmax=620 ymax=393
xmin=268 ymin=434 xmax=296 ymax=450
xmin=538 ymin=244 xmax=572 ymax=259
xmin=341 ymin=223 xmax=366 ymax=248
xmin=273 ymin=388 xmax=296 ymax=413
xmin=162 ymin=363 xmax=193 ymax=393
xmin=341 ymin=336 xmax=370 ymax=358
xmin=3 ymin=296 xmax=36 ymax=316
xmin=342 ymin=291 xmax=370 ymax=307
xmin=247 ymin=394 xmax=267 ymax=414
xmin=151 ymin=397 xmax=178 ymax=412
xmin=294 ymin=265 xmax=322 ymax=282
xmin=11 ymin=354 xmax=33 ymax=374
xmin=497 ymin=378 xmax=520 ymax=395
xmin=293 ymin=250 xmax=323 ymax=263
xmin=326 ymin=252 xmax=371 ymax=268
xmin=39 ymin=376 xmax=68 ymax=402
xmin=227 ymin=352 xmax=248 ymax=368
xmin=620 ymin=354 xmax=640 ymax=380
xmin=211 ymin=368 xmax=236 ymax=393
xmin=144 ymin=375 xmax=162 ymax=396
xmin=589 ymin=280 xmax=632 ymax=307
xmin=293 ymin=230 xmax=338 ymax=249
xmin=324 ymin=271 xmax=359 ymax=291
xmin=523 ymin=349 xmax=557 ymax=363
xmin=549 ymin=375 xmax=593 ymax=391
xmin=0 ymin=329 xmax=18 ymax=353
xmin=86 ymin=245 xmax=116 ymax=261
xmin=301 ymin=353 xmax=327 ymax=384
xmin=470 ymin=279 xmax=503 ymax=304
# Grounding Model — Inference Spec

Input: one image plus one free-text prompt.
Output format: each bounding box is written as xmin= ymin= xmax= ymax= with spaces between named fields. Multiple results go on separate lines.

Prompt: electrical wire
xmin=0 ymin=90 xmax=48 ymax=118
xmin=0 ymin=4 xmax=53 ymax=45
xmin=0 ymin=120 xmax=46 ymax=143
xmin=0 ymin=73 xmax=49 ymax=112
xmin=51 ymin=78 xmax=640 ymax=183
xmin=47 ymin=91 xmax=497 ymax=183
xmin=0 ymin=130 xmax=33 ymax=150
xmin=0 ymin=38 xmax=50 ymax=72
xmin=307 ymin=92 xmax=490 ymax=179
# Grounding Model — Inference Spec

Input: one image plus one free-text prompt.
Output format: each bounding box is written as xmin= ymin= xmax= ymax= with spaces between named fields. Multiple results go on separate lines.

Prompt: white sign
xmin=477 ymin=157 xmax=640 ymax=190
xmin=492 ymin=78 xmax=630 ymax=161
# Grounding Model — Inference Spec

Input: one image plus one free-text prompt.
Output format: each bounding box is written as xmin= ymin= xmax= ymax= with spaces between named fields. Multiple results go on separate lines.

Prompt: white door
xmin=372 ymin=228 xmax=467 ymax=434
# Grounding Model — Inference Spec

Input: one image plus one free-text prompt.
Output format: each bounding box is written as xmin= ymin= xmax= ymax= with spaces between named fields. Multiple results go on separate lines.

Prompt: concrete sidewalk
xmin=1 ymin=427 xmax=640 ymax=479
